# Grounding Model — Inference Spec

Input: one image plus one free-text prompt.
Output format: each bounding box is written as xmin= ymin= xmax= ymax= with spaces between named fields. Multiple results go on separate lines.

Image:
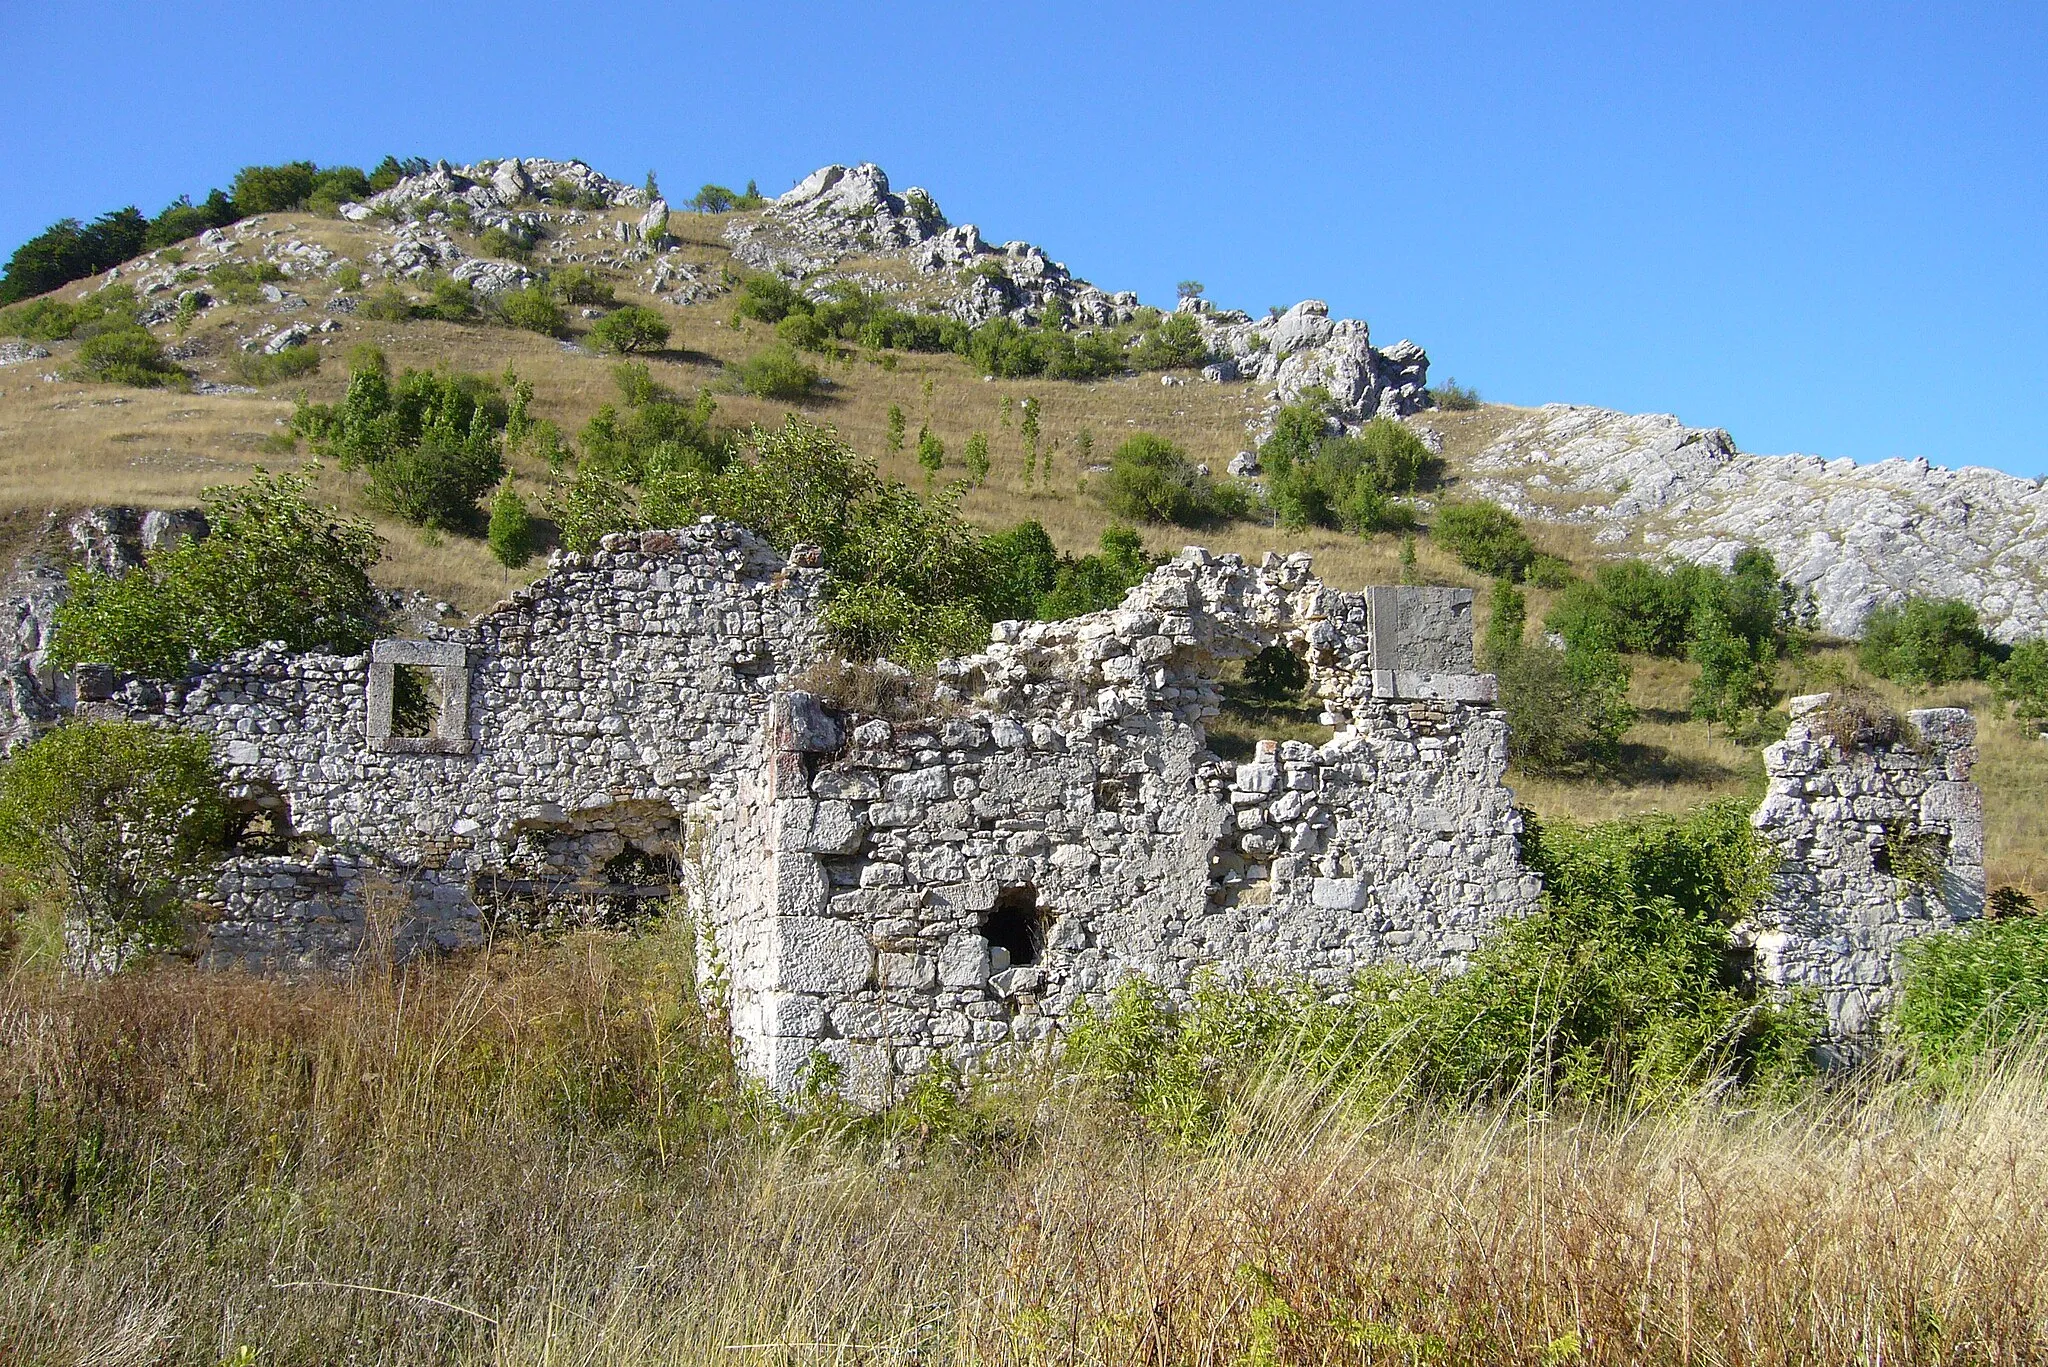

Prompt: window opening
xmin=983 ymin=886 xmax=1047 ymax=970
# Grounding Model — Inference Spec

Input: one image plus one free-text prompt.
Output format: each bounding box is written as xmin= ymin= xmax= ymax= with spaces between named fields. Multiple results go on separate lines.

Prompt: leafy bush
xmin=576 ymin=364 xmax=727 ymax=484
xmin=229 ymin=344 xmax=320 ymax=386
xmin=1098 ymin=433 xmax=1244 ymax=527
xmin=0 ymin=721 xmax=230 ymax=970
xmin=1494 ymin=623 xmax=1634 ymax=773
xmin=962 ymin=430 xmax=991 ymax=485
xmin=1860 ymin=597 xmax=2003 ymax=685
xmin=1689 ymin=601 xmax=1776 ymax=733
xmin=68 ymin=325 xmax=183 ymax=388
xmin=204 ymin=259 xmax=287 ymax=305
xmin=1261 ymin=395 xmax=1433 ymax=536
xmin=487 ymin=483 xmax=535 ymax=569
xmin=305 ymin=166 xmax=371 ymax=216
xmin=731 ymin=343 xmax=819 ymax=400
xmin=1429 ymin=378 xmax=1482 ymax=410
xmin=1127 ymin=312 xmax=1208 ymax=370
xmin=50 ymin=469 xmax=383 ymax=679
xmin=414 ymin=274 xmax=479 ymax=322
xmin=359 ymin=283 xmax=414 ymax=321
xmin=733 ymin=273 xmax=807 ymax=323
xmin=292 ymin=360 xmax=508 ymax=529
xmin=1035 ymin=525 xmax=1157 ymax=620
xmin=1068 ymin=800 xmax=1810 ymax=1137
xmin=477 ymin=223 xmax=543 ymax=262
xmin=230 ymin=161 xmax=319 ymax=214
xmin=551 ymin=266 xmax=615 ymax=307
xmin=1 ymin=284 xmax=138 ymax=342
xmin=587 ymin=305 xmax=670 ymax=354
xmin=775 ymin=311 xmax=832 ymax=352
xmin=144 ymin=190 xmax=237 ymax=249
xmin=687 ymin=181 xmax=766 ymax=212
xmin=916 ymin=425 xmax=944 ymax=478
xmin=496 ymin=285 xmax=567 ymax=337
xmin=1896 ymin=914 xmax=2048 ymax=1081
xmin=1433 ymin=500 xmax=1535 ymax=579
xmin=1993 ymin=639 xmax=2048 ymax=724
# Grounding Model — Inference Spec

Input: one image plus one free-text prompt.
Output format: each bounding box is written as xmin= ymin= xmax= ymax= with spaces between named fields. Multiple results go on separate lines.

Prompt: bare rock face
xmin=1187 ymin=300 xmax=1432 ymax=430
xmin=1462 ymin=404 xmax=2048 ymax=641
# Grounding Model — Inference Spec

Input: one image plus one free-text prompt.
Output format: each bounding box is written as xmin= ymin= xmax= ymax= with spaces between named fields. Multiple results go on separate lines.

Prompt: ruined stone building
xmin=20 ymin=517 xmax=1986 ymax=1102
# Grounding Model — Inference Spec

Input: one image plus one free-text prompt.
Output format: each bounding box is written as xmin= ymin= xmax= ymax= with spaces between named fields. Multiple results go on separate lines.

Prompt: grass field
xmin=3 ymin=206 xmax=2042 ymax=896
xmin=1 ymin=930 xmax=2042 ymax=1366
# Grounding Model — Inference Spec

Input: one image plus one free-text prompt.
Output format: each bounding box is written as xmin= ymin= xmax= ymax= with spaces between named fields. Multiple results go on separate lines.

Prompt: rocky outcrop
xmin=723 ymin=163 xmax=1432 ymax=429
xmin=1456 ymin=404 xmax=2048 ymax=641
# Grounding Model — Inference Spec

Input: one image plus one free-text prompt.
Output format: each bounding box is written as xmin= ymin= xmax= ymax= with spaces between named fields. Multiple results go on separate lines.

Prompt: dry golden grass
xmin=1 ymin=935 xmax=2043 ymax=1366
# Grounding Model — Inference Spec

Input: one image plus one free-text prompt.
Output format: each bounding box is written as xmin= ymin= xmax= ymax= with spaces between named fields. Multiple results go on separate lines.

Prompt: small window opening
xmin=983 ymin=886 xmax=1047 ymax=970
xmin=390 ymin=664 xmax=440 ymax=738
xmin=1206 ymin=640 xmax=1331 ymax=762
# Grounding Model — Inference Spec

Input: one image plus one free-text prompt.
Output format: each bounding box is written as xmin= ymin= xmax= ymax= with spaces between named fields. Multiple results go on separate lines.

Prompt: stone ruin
xmin=17 ymin=516 xmax=1988 ymax=1102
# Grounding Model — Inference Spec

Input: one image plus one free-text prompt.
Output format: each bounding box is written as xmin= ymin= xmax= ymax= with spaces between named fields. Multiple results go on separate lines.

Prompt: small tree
xmin=1860 ymin=597 xmax=2002 ymax=685
xmin=731 ymin=343 xmax=820 ymax=400
xmin=587 ymin=305 xmax=671 ymax=355
xmin=488 ymin=482 xmax=535 ymax=569
xmin=885 ymin=404 xmax=906 ymax=453
xmin=1483 ymin=578 xmax=1526 ymax=669
xmin=1020 ymin=397 xmax=1042 ymax=479
xmin=1994 ymin=640 xmax=2048 ymax=724
xmin=916 ymin=425 xmax=945 ymax=481
xmin=0 ymin=720 xmax=229 ymax=971
xmin=496 ymin=285 xmax=567 ymax=338
xmin=1689 ymin=602 xmax=1775 ymax=733
xmin=1176 ymin=280 xmax=1205 ymax=302
xmin=963 ymin=430 xmax=991 ymax=485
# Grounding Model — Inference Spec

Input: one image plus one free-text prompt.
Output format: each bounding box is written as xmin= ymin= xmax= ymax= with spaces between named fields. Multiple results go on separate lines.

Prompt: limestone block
xmin=775 ymin=855 xmax=831 ymax=917
xmin=766 ymin=991 xmax=829 ymax=1038
xmin=938 ymin=931 xmax=989 ymax=988
xmin=776 ymin=917 xmax=873 ymax=993
xmin=1312 ymin=877 xmax=1369 ymax=910
xmin=779 ymin=799 xmax=864 ymax=854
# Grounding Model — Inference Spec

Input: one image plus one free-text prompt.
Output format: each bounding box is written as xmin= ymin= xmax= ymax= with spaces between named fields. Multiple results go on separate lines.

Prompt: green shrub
xmin=496 ymin=285 xmax=567 ymax=337
xmin=50 ymin=469 xmax=383 ymax=679
xmin=144 ymin=190 xmax=237 ymax=249
xmin=1035 ymin=525 xmax=1156 ymax=620
xmin=980 ymin=521 xmax=1060 ymax=622
xmin=291 ymin=360 xmax=508 ymax=530
xmin=1483 ymin=578 xmax=1526 ymax=668
xmin=0 ymin=721 xmax=230 ymax=970
xmin=1433 ymin=500 xmax=1536 ymax=580
xmin=1429 ymin=378 xmax=1482 ymax=410
xmin=1495 ymin=635 xmax=1634 ymax=772
xmin=1689 ymin=601 xmax=1776 ymax=733
xmin=885 ymin=404 xmax=906 ymax=452
xmin=1860 ymin=597 xmax=2003 ymax=685
xmin=477 ymin=223 xmax=543 ymax=262
xmin=575 ymin=365 xmax=727 ymax=484
xmin=1261 ymin=400 xmax=1434 ymax=536
xmin=359 ymin=283 xmax=413 ymax=321
xmin=204 ymin=259 xmax=287 ymax=305
xmin=332 ymin=264 xmax=364 ymax=293
xmin=1098 ymin=433 xmax=1242 ymax=527
xmin=1127 ymin=312 xmax=1208 ymax=370
xmin=414 ymin=274 xmax=479 ymax=322
xmin=688 ymin=182 xmax=767 ymax=212
xmin=1 ymin=285 xmax=139 ymax=342
xmin=1527 ymin=553 xmax=1576 ymax=589
xmin=731 ymin=343 xmax=819 ymax=400
xmin=916 ymin=425 xmax=944 ymax=478
xmin=550 ymin=265 xmax=615 ymax=306
xmin=487 ymin=483 xmax=536 ymax=569
xmin=68 ymin=326 xmax=183 ymax=388
xmin=229 ymin=345 xmax=320 ymax=386
xmin=588 ymin=306 xmax=671 ymax=355
xmin=304 ymin=166 xmax=370 ymax=216
xmin=1993 ymin=640 xmax=2048 ymax=724
xmin=1896 ymin=914 xmax=2048 ymax=1081
xmin=734 ymin=274 xmax=807 ymax=324
xmin=230 ymin=162 xmax=318 ymax=214
xmin=775 ymin=311 xmax=832 ymax=352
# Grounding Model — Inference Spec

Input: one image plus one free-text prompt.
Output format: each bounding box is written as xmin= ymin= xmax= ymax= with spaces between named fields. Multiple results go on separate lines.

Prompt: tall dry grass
xmin=0 ymin=927 xmax=2042 ymax=1366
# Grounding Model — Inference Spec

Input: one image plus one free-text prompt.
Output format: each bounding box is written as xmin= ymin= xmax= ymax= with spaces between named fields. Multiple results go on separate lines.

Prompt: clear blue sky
xmin=6 ymin=2 xmax=2044 ymax=476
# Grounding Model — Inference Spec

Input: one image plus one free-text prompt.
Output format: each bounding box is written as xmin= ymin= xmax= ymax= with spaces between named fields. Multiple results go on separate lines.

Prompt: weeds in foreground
xmin=0 ymin=919 xmax=2043 ymax=1365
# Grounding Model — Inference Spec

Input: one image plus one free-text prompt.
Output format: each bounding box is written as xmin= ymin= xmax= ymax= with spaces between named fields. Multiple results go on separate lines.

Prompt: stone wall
xmin=1750 ymin=693 xmax=1986 ymax=1055
xmin=70 ymin=521 xmax=1537 ymax=1101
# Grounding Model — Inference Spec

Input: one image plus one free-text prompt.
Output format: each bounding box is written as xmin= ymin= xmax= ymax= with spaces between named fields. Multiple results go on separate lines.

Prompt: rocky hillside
xmin=4 ymin=153 xmax=2045 ymax=643
xmin=1449 ymin=405 xmax=2048 ymax=642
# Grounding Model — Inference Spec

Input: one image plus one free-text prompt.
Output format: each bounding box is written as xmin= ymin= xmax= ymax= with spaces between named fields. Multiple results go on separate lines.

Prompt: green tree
xmin=587 ymin=305 xmax=671 ymax=355
xmin=885 ymin=404 xmax=906 ymax=453
xmin=292 ymin=359 xmax=508 ymax=529
xmin=1434 ymin=500 xmax=1536 ymax=580
xmin=495 ymin=285 xmax=567 ymax=338
xmin=0 ymin=720 xmax=230 ymax=971
xmin=67 ymin=325 xmax=183 ymax=388
xmin=916 ymin=425 xmax=945 ymax=481
xmin=1496 ymin=636 xmax=1634 ymax=772
xmin=230 ymin=162 xmax=318 ymax=214
xmin=50 ymin=470 xmax=383 ymax=679
xmin=1036 ymin=525 xmax=1156 ymax=620
xmin=1483 ymin=578 xmax=1526 ymax=669
xmin=1098 ymin=433 xmax=1244 ymax=527
xmin=487 ymin=482 xmax=535 ymax=569
xmin=731 ymin=343 xmax=820 ymax=400
xmin=1993 ymin=639 xmax=2048 ymax=724
xmin=1020 ymin=397 xmax=1042 ymax=482
xmin=962 ymin=430 xmax=991 ymax=485
xmin=1860 ymin=598 xmax=2003 ymax=684
xmin=1689 ymin=602 xmax=1775 ymax=732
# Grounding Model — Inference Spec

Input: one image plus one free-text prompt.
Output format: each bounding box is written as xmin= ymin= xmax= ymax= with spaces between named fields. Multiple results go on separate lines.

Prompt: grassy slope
xmin=2 ymin=205 xmax=2041 ymax=893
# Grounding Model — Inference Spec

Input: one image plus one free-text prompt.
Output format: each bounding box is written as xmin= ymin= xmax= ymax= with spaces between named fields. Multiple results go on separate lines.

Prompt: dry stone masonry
xmin=1750 ymin=694 xmax=1985 ymax=1056
xmin=4 ymin=509 xmax=1994 ymax=1097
